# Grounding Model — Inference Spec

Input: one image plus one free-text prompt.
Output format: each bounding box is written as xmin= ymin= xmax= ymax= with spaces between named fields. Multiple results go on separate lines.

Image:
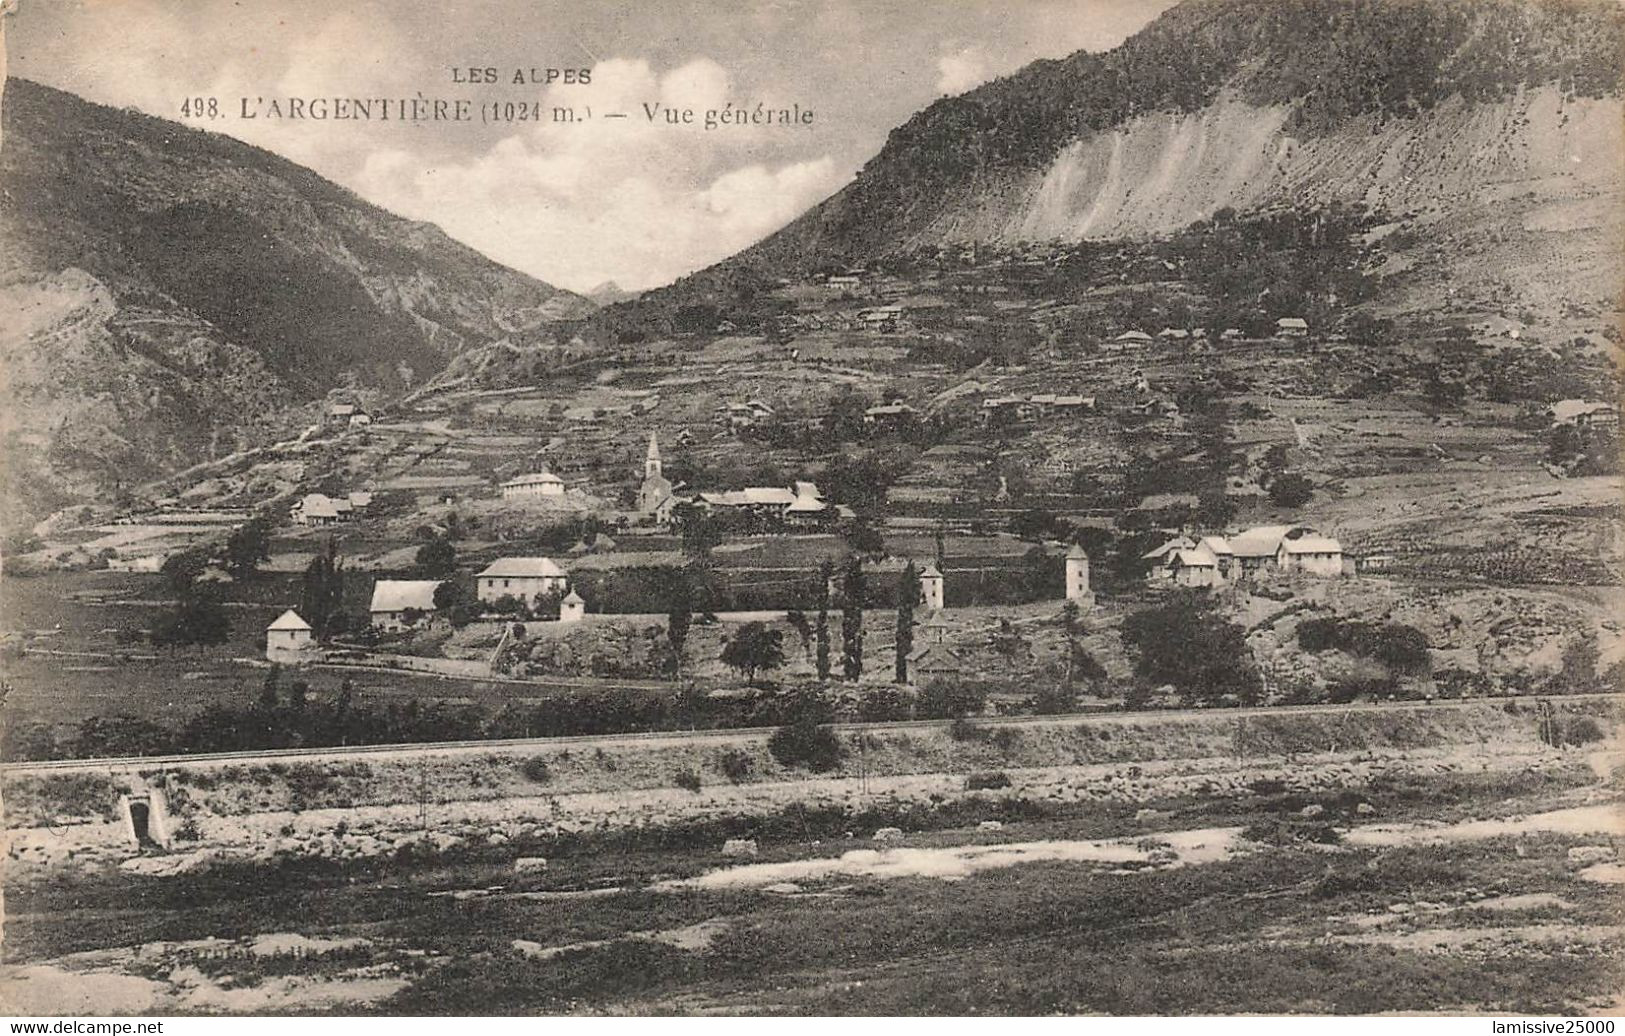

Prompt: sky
xmin=5 ymin=0 xmax=1172 ymax=293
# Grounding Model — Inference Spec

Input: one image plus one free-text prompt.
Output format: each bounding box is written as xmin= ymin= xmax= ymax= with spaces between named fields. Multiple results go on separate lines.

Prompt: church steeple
xmin=644 ymin=432 xmax=661 ymax=480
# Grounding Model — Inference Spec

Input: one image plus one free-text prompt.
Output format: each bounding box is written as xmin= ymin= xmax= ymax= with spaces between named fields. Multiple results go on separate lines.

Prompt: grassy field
xmin=4 ymin=766 xmax=1618 ymax=1015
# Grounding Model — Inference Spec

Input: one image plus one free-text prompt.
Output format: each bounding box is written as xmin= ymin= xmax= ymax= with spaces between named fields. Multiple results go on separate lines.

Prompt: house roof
xmin=1115 ymin=330 xmax=1153 ymax=341
xmin=1065 ymin=545 xmax=1090 ymax=560
xmin=1142 ymin=536 xmax=1195 ymax=561
xmin=503 ymin=472 xmax=564 ymax=487
xmin=1198 ymin=535 xmax=1234 ymax=557
xmin=1280 ymin=535 xmax=1343 ymax=554
xmin=298 ymin=493 xmax=340 ymax=518
xmin=700 ymin=487 xmax=798 ymax=507
xmin=1228 ymin=525 xmax=1299 ymax=558
xmin=369 ymin=580 xmax=442 ymax=613
xmin=562 ymin=589 xmax=585 ymax=604
xmin=1170 ymin=547 xmax=1219 ymax=568
xmin=1276 ymin=317 xmax=1309 ymax=329
xmin=786 ymin=496 xmax=828 ymax=512
xmin=1548 ymin=399 xmax=1616 ymax=423
xmin=909 ymin=642 xmax=961 ymax=669
xmin=329 ymin=403 xmax=355 ymax=416
xmin=267 ymin=609 xmax=312 ymax=632
xmin=347 ymin=491 xmax=373 ymax=507
xmin=920 ymin=563 xmax=943 ymax=579
xmin=477 ymin=557 xmax=567 ymax=579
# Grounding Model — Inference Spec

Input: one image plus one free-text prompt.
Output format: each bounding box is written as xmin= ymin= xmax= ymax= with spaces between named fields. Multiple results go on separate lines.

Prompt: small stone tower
xmin=919 ymin=562 xmax=945 ymax=611
xmin=560 ymin=588 xmax=586 ymax=623
xmin=1064 ymin=545 xmax=1094 ymax=606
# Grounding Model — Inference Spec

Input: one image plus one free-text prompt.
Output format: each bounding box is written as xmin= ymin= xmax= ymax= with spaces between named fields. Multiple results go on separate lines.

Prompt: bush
xmin=519 ymin=756 xmax=552 ymax=783
xmin=918 ymin=678 xmax=989 ymax=719
xmin=858 ymin=686 xmax=916 ymax=722
xmin=716 ymin=748 xmax=755 ymax=784
xmin=948 ymin=716 xmax=986 ymax=742
xmin=1268 ymin=473 xmax=1314 ymax=508
xmin=1547 ymin=714 xmax=1606 ymax=748
xmin=672 ymin=767 xmax=703 ymax=793
xmin=966 ymin=771 xmax=1012 ymax=790
xmin=767 ymin=717 xmax=843 ymax=772
xmin=1241 ymin=818 xmax=1342 ymax=846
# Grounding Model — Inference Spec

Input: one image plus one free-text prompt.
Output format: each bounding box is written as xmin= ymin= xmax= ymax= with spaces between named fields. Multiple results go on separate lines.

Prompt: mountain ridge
xmin=0 ymin=77 xmax=592 ymax=526
xmin=590 ymin=0 xmax=1623 ymax=337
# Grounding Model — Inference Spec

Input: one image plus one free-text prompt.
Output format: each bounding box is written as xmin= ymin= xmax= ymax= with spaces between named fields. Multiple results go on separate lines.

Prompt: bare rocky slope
xmin=599 ymin=0 xmax=1623 ymax=335
xmin=0 ymin=78 xmax=592 ymax=528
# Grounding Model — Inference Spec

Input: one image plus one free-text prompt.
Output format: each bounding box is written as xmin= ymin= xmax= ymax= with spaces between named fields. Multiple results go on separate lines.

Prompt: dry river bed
xmin=3 ymin=770 xmax=1622 ymax=1016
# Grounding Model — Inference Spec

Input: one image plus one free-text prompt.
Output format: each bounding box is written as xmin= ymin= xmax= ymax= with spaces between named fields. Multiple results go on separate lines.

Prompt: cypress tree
xmin=840 ymin=555 xmax=865 ymax=681
xmin=895 ymin=561 xmax=918 ymax=684
xmin=815 ymin=561 xmax=832 ymax=682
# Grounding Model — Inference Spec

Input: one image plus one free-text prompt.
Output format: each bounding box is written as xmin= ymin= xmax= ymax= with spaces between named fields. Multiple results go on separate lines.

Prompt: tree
xmin=1060 ymin=601 xmax=1082 ymax=690
xmin=1268 ymin=473 xmax=1315 ymax=509
xmin=299 ymin=540 xmax=348 ymax=639
xmin=1195 ymin=488 xmax=1236 ymax=529
xmin=720 ymin=621 xmax=785 ymax=685
xmin=433 ymin=579 xmax=480 ymax=627
xmin=767 ymin=700 xmax=843 ymax=772
xmin=667 ymin=569 xmax=694 ymax=680
xmin=989 ymin=618 xmax=1028 ymax=663
xmin=1120 ymin=590 xmax=1261 ymax=705
xmin=150 ymin=594 xmax=232 ymax=651
xmin=415 ymin=535 xmax=457 ymax=578
xmin=815 ymin=561 xmax=832 ymax=682
xmin=844 ymin=519 xmax=886 ymax=561
xmin=895 ymin=562 xmax=918 ymax=684
xmin=223 ymin=517 xmax=273 ymax=581
xmin=259 ymin=664 xmax=282 ymax=712
xmin=1009 ymin=509 xmax=1066 ymax=542
xmin=679 ymin=508 xmax=723 ymax=563
xmin=785 ymin=609 xmax=813 ymax=660
xmin=160 ymin=548 xmax=210 ymax=595
xmin=840 ymin=555 xmax=866 ymax=680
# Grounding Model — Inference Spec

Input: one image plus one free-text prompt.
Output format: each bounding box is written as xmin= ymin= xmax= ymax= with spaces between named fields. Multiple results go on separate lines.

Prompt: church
xmin=636 ymin=433 xmax=679 ymax=520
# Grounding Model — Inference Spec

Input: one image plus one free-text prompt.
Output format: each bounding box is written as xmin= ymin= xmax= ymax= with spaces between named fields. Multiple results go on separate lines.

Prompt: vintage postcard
xmin=0 ymin=0 xmax=1621 ymax=1019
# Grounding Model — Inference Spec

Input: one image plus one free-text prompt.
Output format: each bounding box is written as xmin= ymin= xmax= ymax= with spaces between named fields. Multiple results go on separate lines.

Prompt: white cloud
xmin=936 ymin=48 xmax=990 ymax=95
xmin=355 ymin=57 xmax=845 ymax=292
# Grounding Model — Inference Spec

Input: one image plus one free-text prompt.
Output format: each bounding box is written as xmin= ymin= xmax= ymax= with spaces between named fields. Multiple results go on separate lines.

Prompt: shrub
xmin=767 ymin=717 xmax=843 ymax=772
xmin=966 ymin=771 xmax=1012 ymax=790
xmin=1268 ymin=473 xmax=1314 ymax=508
xmin=716 ymin=748 xmax=755 ymax=784
xmin=918 ymin=677 xmax=989 ymax=719
xmin=857 ymin=686 xmax=916 ymax=722
xmin=519 ymin=756 xmax=552 ymax=783
xmin=948 ymin=716 xmax=986 ymax=742
xmin=672 ymin=768 xmax=703 ymax=793
xmin=1549 ymin=714 xmax=1606 ymax=747
xmin=1241 ymin=818 xmax=1342 ymax=845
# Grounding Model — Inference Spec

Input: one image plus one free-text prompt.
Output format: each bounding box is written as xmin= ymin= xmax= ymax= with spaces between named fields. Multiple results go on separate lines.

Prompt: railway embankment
xmin=4 ymin=697 xmax=1618 ymax=876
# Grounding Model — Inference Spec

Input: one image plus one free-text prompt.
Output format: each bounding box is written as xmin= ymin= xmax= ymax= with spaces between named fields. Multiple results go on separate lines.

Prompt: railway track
xmin=4 ymin=692 xmax=1618 ymax=777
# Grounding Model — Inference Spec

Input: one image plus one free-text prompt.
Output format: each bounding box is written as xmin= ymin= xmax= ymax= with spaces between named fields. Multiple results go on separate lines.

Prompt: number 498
xmin=181 ymin=97 xmax=220 ymax=119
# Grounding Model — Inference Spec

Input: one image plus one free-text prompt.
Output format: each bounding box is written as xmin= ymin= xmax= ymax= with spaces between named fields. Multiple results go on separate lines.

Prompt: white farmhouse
xmin=476 ymin=557 xmax=569 ymax=606
xmin=501 ymin=471 xmax=566 ymax=499
xmin=369 ymin=579 xmax=443 ymax=632
xmin=265 ymin=609 xmax=313 ymax=662
xmin=1275 ymin=533 xmax=1345 ymax=577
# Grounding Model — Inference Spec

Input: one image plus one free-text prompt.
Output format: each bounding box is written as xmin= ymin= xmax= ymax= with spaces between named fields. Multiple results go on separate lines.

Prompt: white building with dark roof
xmin=501 ymin=471 xmax=566 ymax=499
xmin=475 ymin=557 xmax=569 ymax=605
xmin=369 ymin=580 xmax=444 ymax=631
xmin=265 ymin=609 xmax=313 ymax=662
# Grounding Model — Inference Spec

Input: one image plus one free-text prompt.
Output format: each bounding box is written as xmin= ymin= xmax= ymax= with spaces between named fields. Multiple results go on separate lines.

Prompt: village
xmin=4 ymin=240 xmax=1620 ymax=758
